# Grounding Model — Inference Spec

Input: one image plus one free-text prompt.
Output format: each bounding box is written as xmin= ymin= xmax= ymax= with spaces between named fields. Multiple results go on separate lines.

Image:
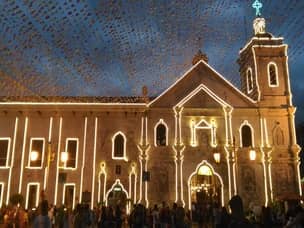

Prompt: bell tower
xmin=238 ymin=0 xmax=292 ymax=107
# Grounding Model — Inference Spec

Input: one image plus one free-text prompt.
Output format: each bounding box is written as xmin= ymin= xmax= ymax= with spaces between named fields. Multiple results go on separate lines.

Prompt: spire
xmin=252 ymin=0 xmax=266 ymax=35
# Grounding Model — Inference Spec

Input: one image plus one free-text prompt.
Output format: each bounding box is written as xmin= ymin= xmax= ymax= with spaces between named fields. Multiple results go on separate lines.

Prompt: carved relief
xmin=273 ymin=126 xmax=284 ymax=146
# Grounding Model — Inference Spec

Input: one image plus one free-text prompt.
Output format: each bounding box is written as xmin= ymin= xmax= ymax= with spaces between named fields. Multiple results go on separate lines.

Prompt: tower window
xmin=268 ymin=63 xmax=279 ymax=87
xmin=246 ymin=68 xmax=253 ymax=93
xmin=241 ymin=125 xmax=253 ymax=147
xmin=112 ymin=132 xmax=126 ymax=160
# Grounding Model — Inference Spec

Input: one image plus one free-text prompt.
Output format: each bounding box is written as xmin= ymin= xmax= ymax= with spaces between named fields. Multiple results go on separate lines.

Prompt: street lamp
xmin=249 ymin=147 xmax=256 ymax=161
xmin=30 ymin=151 xmax=39 ymax=161
xmin=213 ymin=149 xmax=220 ymax=164
xmin=61 ymin=151 xmax=68 ymax=163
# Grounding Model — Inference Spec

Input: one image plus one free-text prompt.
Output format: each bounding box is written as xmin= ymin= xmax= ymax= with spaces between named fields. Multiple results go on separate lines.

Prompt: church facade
xmin=0 ymin=16 xmax=301 ymax=211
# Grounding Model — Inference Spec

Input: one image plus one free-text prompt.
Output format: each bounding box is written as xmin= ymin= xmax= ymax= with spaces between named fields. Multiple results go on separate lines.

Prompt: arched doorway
xmin=105 ymin=179 xmax=129 ymax=213
xmin=188 ymin=161 xmax=224 ymax=211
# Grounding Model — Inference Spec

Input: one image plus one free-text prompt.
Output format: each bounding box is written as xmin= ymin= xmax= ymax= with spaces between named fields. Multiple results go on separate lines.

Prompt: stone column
xmin=261 ymin=147 xmax=273 ymax=205
xmin=224 ymin=107 xmax=237 ymax=199
xmin=173 ymin=107 xmax=185 ymax=206
xmin=288 ymin=107 xmax=302 ymax=195
xmin=137 ymin=112 xmax=150 ymax=207
xmin=225 ymin=144 xmax=237 ymax=200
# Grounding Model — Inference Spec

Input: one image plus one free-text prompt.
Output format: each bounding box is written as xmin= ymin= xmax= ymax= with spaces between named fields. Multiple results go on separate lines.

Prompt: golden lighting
xmin=61 ymin=151 xmax=68 ymax=163
xmin=30 ymin=151 xmax=39 ymax=161
xmin=213 ymin=152 xmax=221 ymax=163
xmin=249 ymin=149 xmax=256 ymax=161
xmin=198 ymin=165 xmax=212 ymax=176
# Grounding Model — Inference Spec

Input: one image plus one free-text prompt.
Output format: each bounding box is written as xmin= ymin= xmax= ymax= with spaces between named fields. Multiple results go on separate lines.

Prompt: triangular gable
xmin=149 ymin=60 xmax=256 ymax=108
xmin=195 ymin=119 xmax=211 ymax=129
xmin=176 ymin=83 xmax=230 ymax=109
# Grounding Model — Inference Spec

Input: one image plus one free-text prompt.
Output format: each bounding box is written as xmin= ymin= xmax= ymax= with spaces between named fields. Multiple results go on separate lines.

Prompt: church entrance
xmin=107 ymin=185 xmax=127 ymax=209
xmin=106 ymin=179 xmax=129 ymax=214
xmin=188 ymin=162 xmax=224 ymax=222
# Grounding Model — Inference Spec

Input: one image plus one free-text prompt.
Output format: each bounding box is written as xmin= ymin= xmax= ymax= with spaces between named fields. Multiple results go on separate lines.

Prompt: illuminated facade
xmin=0 ymin=15 xmax=301 ymax=210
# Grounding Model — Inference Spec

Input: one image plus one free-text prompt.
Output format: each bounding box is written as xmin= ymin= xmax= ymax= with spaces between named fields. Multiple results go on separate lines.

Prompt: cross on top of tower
xmin=252 ymin=0 xmax=263 ymax=17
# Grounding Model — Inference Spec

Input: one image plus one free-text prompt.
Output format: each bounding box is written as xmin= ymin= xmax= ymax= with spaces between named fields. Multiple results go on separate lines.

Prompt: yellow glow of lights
xmin=0 ymin=182 xmax=4 ymax=207
xmin=98 ymin=162 xmax=107 ymax=203
xmin=7 ymin=117 xmax=18 ymax=205
xmin=213 ymin=152 xmax=221 ymax=163
xmin=44 ymin=117 xmax=53 ymax=190
xmin=149 ymin=58 xmax=256 ymax=107
xmin=188 ymin=160 xmax=224 ymax=210
xmin=261 ymin=149 xmax=269 ymax=206
xmin=198 ymin=165 xmax=213 ymax=176
xmin=190 ymin=119 xmax=217 ymax=147
xmin=54 ymin=117 xmax=63 ymax=205
xmin=249 ymin=149 xmax=256 ymax=161
xmin=60 ymin=151 xmax=68 ymax=163
xmin=91 ymin=117 xmax=98 ymax=209
xmin=105 ymin=179 xmax=130 ymax=214
xmin=30 ymin=151 xmax=39 ymax=161
xmin=19 ymin=117 xmax=28 ymax=193
xmin=79 ymin=117 xmax=88 ymax=203
xmin=129 ymin=163 xmax=137 ymax=204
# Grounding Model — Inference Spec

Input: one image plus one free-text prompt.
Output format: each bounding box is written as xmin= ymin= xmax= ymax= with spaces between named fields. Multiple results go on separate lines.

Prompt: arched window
xmin=154 ymin=119 xmax=168 ymax=146
xmin=114 ymin=134 xmax=124 ymax=157
xmin=246 ymin=68 xmax=253 ymax=93
xmin=112 ymin=132 xmax=126 ymax=160
xmin=156 ymin=124 xmax=166 ymax=146
xmin=268 ymin=63 xmax=279 ymax=87
xmin=241 ymin=125 xmax=252 ymax=147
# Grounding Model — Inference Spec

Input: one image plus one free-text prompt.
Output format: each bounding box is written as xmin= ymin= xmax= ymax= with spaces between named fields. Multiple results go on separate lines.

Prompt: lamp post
xmin=249 ymin=147 xmax=256 ymax=161
xmin=213 ymin=148 xmax=221 ymax=164
xmin=61 ymin=151 xmax=68 ymax=165
xmin=30 ymin=151 xmax=39 ymax=162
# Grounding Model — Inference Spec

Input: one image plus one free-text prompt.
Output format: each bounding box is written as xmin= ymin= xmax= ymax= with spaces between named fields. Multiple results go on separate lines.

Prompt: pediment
xmin=181 ymin=88 xmax=222 ymax=109
xmin=149 ymin=60 xmax=256 ymax=108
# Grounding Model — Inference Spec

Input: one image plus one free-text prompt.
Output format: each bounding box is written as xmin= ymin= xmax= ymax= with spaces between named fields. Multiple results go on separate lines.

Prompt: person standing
xmin=33 ymin=200 xmax=52 ymax=228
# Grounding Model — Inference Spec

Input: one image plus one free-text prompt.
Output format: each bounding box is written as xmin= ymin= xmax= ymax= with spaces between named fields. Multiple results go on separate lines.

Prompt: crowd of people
xmin=0 ymin=195 xmax=304 ymax=227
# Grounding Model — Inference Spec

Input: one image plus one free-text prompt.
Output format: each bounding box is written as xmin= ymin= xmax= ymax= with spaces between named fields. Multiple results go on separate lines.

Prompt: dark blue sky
xmin=0 ymin=0 xmax=303 ymax=122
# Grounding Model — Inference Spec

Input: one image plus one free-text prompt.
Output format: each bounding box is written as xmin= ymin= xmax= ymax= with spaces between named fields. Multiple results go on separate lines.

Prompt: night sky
xmin=0 ymin=0 xmax=303 ymax=122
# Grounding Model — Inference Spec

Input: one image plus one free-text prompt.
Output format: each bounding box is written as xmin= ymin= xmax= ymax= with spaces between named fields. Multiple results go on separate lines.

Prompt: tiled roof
xmin=0 ymin=96 xmax=153 ymax=103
